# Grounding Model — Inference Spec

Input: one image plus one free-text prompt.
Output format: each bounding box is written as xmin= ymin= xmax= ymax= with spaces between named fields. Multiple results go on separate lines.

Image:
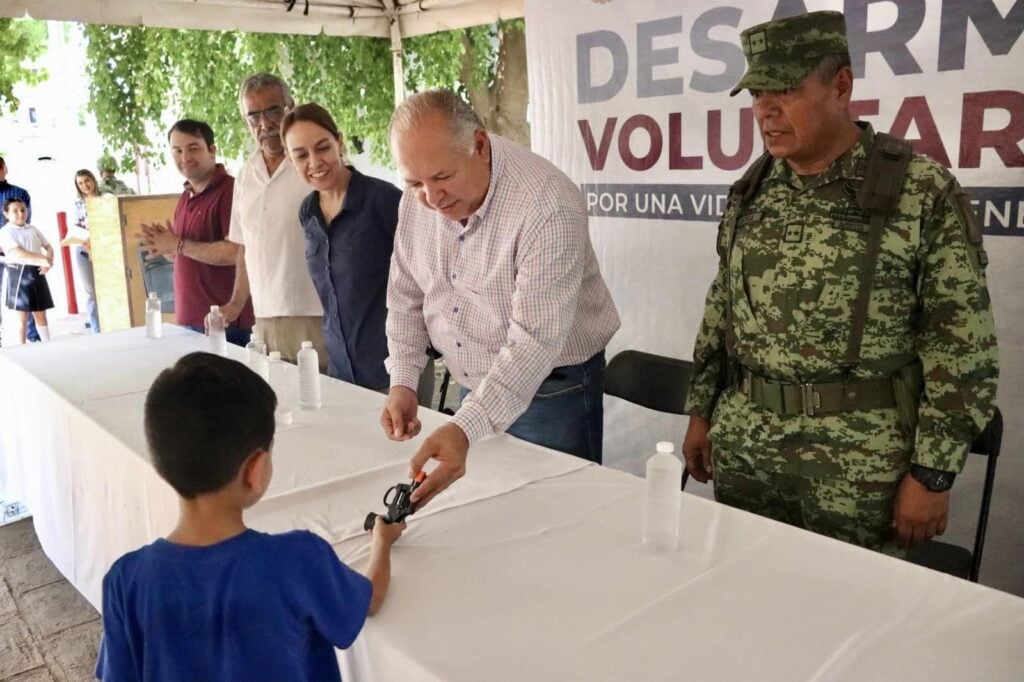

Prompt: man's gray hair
xmin=238 ymin=73 xmax=294 ymax=111
xmin=814 ymin=53 xmax=852 ymax=84
xmin=389 ymin=89 xmax=484 ymax=154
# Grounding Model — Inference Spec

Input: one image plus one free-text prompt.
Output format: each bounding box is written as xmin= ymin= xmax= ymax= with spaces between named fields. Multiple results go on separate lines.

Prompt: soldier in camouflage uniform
xmin=96 ymin=155 xmax=136 ymax=196
xmin=682 ymin=11 xmax=998 ymax=554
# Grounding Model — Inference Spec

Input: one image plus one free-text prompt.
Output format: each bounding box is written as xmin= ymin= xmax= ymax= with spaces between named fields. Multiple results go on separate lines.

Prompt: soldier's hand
xmin=892 ymin=474 xmax=949 ymax=547
xmin=682 ymin=415 xmax=714 ymax=483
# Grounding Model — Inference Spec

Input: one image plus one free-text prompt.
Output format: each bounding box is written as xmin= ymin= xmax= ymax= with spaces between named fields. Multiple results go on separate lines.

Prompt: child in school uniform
xmin=95 ymin=352 xmax=405 ymax=681
xmin=0 ymin=198 xmax=53 ymax=344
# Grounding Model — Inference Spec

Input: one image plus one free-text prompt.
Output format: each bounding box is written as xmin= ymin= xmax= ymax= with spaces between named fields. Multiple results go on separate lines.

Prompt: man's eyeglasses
xmin=246 ymin=105 xmax=286 ymax=125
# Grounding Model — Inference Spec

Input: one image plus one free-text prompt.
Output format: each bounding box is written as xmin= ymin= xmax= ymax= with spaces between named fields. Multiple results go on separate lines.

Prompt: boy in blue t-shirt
xmin=95 ymin=352 xmax=404 ymax=681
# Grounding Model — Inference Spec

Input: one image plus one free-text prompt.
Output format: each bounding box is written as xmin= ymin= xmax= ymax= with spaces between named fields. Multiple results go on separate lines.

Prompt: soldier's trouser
xmin=712 ymin=446 xmax=903 ymax=556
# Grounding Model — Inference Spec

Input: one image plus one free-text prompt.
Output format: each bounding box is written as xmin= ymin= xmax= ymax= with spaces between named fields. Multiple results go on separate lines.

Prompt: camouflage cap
xmin=97 ymin=154 xmax=117 ymax=171
xmin=730 ymin=11 xmax=848 ymax=96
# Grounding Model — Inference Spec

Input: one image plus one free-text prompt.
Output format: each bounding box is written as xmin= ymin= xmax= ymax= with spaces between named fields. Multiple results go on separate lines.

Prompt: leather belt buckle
xmin=802 ymin=384 xmax=821 ymax=417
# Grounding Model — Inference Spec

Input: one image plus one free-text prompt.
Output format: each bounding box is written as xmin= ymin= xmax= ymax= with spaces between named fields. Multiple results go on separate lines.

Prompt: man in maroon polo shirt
xmin=141 ymin=119 xmax=254 ymax=346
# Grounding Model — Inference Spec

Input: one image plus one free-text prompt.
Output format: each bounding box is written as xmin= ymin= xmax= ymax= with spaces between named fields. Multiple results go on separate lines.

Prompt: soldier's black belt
xmin=737 ymin=367 xmax=896 ymax=417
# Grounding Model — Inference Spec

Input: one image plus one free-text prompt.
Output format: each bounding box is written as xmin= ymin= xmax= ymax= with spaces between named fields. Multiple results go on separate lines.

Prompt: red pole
xmin=57 ymin=211 xmax=79 ymax=314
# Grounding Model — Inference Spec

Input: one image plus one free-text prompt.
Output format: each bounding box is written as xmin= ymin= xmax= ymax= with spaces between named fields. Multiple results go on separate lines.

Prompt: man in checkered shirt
xmin=382 ymin=90 xmax=620 ymax=507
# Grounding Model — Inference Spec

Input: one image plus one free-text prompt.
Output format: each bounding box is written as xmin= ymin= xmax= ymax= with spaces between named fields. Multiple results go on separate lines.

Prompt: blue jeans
xmin=461 ymin=351 xmax=605 ymax=464
xmin=75 ymin=248 xmax=100 ymax=333
xmin=187 ymin=324 xmax=251 ymax=348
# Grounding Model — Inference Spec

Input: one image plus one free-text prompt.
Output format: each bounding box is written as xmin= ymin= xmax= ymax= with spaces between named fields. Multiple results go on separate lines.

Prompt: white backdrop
xmin=525 ymin=0 xmax=1024 ymax=594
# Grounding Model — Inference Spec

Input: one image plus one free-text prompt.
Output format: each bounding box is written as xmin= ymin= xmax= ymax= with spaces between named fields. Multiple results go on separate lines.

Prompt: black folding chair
xmin=905 ymin=407 xmax=1003 ymax=582
xmin=428 ymin=348 xmax=456 ymax=415
xmin=139 ymin=249 xmax=175 ymax=313
xmin=437 ymin=368 xmax=455 ymax=415
xmin=604 ymin=350 xmax=694 ymax=489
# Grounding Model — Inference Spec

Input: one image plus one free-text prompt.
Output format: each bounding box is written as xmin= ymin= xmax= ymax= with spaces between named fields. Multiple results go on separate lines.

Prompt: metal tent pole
xmin=384 ymin=0 xmax=405 ymax=105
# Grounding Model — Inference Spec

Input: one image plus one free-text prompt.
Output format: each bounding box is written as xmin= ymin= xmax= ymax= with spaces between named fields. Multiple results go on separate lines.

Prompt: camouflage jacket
xmin=685 ymin=123 xmax=998 ymax=481
xmin=98 ymin=177 xmax=135 ymax=196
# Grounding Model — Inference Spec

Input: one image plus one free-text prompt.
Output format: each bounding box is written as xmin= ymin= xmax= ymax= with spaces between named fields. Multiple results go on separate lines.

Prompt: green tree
xmin=82 ymin=20 xmax=527 ymax=172
xmin=459 ymin=20 xmax=529 ymax=146
xmin=0 ymin=19 xmax=48 ymax=114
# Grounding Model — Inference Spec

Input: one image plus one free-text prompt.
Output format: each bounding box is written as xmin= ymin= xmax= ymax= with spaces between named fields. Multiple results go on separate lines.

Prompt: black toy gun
xmin=364 ymin=471 xmax=426 ymax=531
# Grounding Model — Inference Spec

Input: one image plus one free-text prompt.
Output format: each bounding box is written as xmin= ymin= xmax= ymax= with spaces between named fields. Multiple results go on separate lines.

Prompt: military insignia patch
xmin=783 ymin=223 xmax=803 ymax=243
xmin=830 ymin=206 xmax=870 ymax=232
xmin=737 ymin=210 xmax=763 ymax=226
xmin=748 ymin=30 xmax=767 ymax=54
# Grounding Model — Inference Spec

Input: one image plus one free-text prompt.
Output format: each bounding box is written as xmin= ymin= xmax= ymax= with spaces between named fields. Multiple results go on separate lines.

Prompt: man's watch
xmin=909 ymin=464 xmax=956 ymax=492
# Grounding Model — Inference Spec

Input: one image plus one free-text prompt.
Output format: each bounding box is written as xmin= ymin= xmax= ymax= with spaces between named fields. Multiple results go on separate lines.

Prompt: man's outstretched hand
xmin=407 ymin=423 xmax=469 ymax=509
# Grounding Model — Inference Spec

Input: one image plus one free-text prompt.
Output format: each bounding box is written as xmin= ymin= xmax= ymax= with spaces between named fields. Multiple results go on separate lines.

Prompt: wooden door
xmin=89 ymin=194 xmax=179 ymax=331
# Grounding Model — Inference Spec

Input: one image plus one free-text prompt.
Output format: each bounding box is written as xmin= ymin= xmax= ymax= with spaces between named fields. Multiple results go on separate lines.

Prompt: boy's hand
xmin=38 ymin=265 xmax=50 ymax=275
xmin=370 ymin=516 xmax=406 ymax=547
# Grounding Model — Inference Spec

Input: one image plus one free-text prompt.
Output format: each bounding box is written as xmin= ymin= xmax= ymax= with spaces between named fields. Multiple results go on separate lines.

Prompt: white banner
xmin=525 ymin=0 xmax=1024 ymax=589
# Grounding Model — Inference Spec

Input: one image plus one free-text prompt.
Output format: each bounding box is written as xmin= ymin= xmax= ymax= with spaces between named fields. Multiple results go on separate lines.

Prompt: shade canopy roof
xmin=0 ymin=0 xmax=523 ymax=38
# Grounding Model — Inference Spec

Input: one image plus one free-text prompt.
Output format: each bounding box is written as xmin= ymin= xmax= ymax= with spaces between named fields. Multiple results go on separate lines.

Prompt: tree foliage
xmin=83 ymin=20 xmax=522 ymax=172
xmin=0 ymin=19 xmax=48 ymax=114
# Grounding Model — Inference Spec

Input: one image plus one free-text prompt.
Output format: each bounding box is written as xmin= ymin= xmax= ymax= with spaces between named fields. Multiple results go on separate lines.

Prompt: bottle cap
xmin=210 ymin=305 xmax=220 ymax=313
xmin=301 ymin=340 xmax=313 ymax=349
xmin=656 ymin=441 xmax=674 ymax=454
xmin=268 ymin=351 xmax=282 ymax=361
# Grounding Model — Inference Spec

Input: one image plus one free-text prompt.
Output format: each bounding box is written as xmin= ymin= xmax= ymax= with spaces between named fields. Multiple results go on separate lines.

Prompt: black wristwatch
xmin=909 ymin=464 xmax=956 ymax=492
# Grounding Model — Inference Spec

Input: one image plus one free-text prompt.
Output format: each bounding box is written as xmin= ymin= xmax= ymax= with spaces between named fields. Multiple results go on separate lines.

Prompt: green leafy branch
xmin=82 ymin=20 xmax=525 ymax=171
xmin=0 ymin=18 xmax=49 ymax=114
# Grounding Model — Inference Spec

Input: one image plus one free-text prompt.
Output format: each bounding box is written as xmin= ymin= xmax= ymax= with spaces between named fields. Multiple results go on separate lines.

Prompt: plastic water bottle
xmin=245 ymin=333 xmax=269 ymax=381
xmin=297 ymin=340 xmax=321 ymax=410
xmin=268 ymin=351 xmax=293 ymax=426
xmin=208 ymin=305 xmax=227 ymax=356
xmin=245 ymin=333 xmax=267 ymax=362
xmin=145 ymin=292 xmax=162 ymax=339
xmin=642 ymin=441 xmax=683 ymax=553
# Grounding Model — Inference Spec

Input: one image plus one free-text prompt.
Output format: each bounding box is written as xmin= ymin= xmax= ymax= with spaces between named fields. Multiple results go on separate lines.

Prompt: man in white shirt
xmin=382 ymin=90 xmax=620 ymax=507
xmin=220 ymin=74 xmax=326 ymax=366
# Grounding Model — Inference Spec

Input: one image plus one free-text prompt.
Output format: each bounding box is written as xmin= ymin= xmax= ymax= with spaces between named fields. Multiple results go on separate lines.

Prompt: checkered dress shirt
xmin=386 ymin=134 xmax=620 ymax=444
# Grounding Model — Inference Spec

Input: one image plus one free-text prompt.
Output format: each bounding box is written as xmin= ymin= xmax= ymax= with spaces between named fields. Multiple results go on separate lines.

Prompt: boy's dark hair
xmin=167 ymin=119 xmax=216 ymax=147
xmin=145 ymin=352 xmax=276 ymax=499
xmin=3 ymin=197 xmax=26 ymax=212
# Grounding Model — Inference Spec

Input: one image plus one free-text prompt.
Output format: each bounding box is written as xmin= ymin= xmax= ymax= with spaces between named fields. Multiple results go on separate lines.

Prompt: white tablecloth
xmin=2 ymin=328 xmax=1022 ymax=681
xmin=345 ymin=465 xmax=1024 ymax=681
xmin=0 ymin=328 xmax=587 ymax=607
